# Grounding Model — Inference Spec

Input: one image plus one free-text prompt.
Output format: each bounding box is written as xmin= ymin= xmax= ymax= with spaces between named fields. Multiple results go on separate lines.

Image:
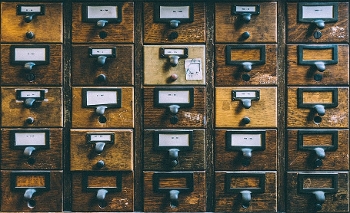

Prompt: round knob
xmin=170 ymin=74 xmax=178 ymax=81
xmin=168 ymin=32 xmax=179 ymax=40
xmin=97 ymin=74 xmax=107 ymax=82
xmin=96 ymin=160 xmax=105 ymax=168
xmin=314 ymin=31 xmax=322 ymax=39
xmin=170 ymin=115 xmax=179 ymax=124
xmin=26 ymin=117 xmax=35 ymax=124
xmin=242 ymin=117 xmax=250 ymax=124
xmin=26 ymin=31 xmax=35 ymax=39
xmin=241 ymin=31 xmax=250 ymax=40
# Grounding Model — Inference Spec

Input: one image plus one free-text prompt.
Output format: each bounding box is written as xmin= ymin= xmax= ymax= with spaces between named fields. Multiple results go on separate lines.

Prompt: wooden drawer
xmin=70 ymin=129 xmax=133 ymax=171
xmin=215 ymin=2 xmax=277 ymax=43
xmin=1 ymin=87 xmax=63 ymax=127
xmin=287 ymin=87 xmax=349 ymax=128
xmin=1 ymin=2 xmax=63 ymax=43
xmin=72 ymin=171 xmax=133 ymax=212
xmin=143 ymin=171 xmax=206 ymax=212
xmin=72 ymin=2 xmax=134 ymax=43
xmin=215 ymin=87 xmax=277 ymax=128
xmin=215 ymin=172 xmax=277 ymax=212
xmin=72 ymin=87 xmax=134 ymax=128
xmin=215 ymin=44 xmax=277 ymax=86
xmin=215 ymin=129 xmax=277 ymax=170
xmin=1 ymin=44 xmax=62 ymax=86
xmin=143 ymin=2 xmax=205 ymax=43
xmin=143 ymin=129 xmax=205 ymax=171
xmin=72 ymin=44 xmax=134 ymax=86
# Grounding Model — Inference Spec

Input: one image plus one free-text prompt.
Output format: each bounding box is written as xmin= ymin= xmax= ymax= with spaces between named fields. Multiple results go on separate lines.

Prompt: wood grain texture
xmin=71 ymin=171 xmax=134 ymax=212
xmin=287 ymin=44 xmax=349 ymax=85
xmin=1 ymin=2 xmax=63 ymax=43
xmin=215 ymin=130 xmax=277 ymax=171
xmin=1 ymin=87 xmax=63 ymax=127
xmin=215 ymin=44 xmax=278 ymax=86
xmin=143 ymin=2 xmax=206 ymax=44
xmin=72 ymin=44 xmax=134 ymax=86
xmin=70 ymin=129 xmax=133 ymax=171
xmin=215 ymin=2 xmax=277 ymax=43
xmin=287 ymin=2 xmax=349 ymax=43
xmin=143 ymin=171 xmax=206 ymax=212
xmin=215 ymin=172 xmax=277 ymax=212
xmin=1 ymin=44 xmax=63 ymax=86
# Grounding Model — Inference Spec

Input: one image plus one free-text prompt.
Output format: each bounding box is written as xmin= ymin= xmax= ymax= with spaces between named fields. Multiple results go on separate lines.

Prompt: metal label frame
xmin=82 ymin=171 xmax=122 ymax=193
xmin=153 ymin=130 xmax=194 ymax=151
xmin=225 ymin=172 xmax=265 ymax=194
xmin=153 ymin=2 xmax=194 ymax=23
xmin=10 ymin=45 xmax=50 ymax=65
xmin=82 ymin=4 xmax=123 ymax=23
xmin=154 ymin=87 xmax=194 ymax=108
xmin=232 ymin=90 xmax=260 ymax=102
xmin=225 ymin=130 xmax=266 ymax=151
xmin=226 ymin=45 xmax=266 ymax=66
xmin=159 ymin=47 xmax=189 ymax=59
xmin=153 ymin=172 xmax=194 ymax=193
xmin=10 ymin=129 xmax=50 ymax=150
xmin=82 ymin=88 xmax=122 ymax=108
xmin=298 ymin=2 xmax=338 ymax=23
xmin=298 ymin=45 xmax=338 ymax=66
xmin=86 ymin=132 xmax=115 ymax=144
xmin=297 ymin=130 xmax=338 ymax=151
xmin=232 ymin=5 xmax=260 ymax=15
xmin=16 ymin=89 xmax=46 ymax=101
xmin=16 ymin=5 xmax=45 ymax=16
xmin=297 ymin=87 xmax=338 ymax=109
xmin=11 ymin=171 xmax=50 ymax=191
xmin=89 ymin=47 xmax=116 ymax=58
xmin=298 ymin=173 xmax=338 ymax=194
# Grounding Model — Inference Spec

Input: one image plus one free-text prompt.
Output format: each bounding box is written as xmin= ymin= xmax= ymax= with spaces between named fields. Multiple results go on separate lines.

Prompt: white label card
xmin=231 ymin=134 xmax=262 ymax=147
xmin=91 ymin=49 xmax=113 ymax=56
xmin=15 ymin=132 xmax=46 ymax=146
xmin=20 ymin=91 xmax=42 ymax=98
xmin=163 ymin=49 xmax=185 ymax=55
xmin=158 ymin=90 xmax=190 ymax=104
xmin=20 ymin=6 xmax=42 ymax=13
xmin=159 ymin=6 xmax=190 ymax=19
xmin=235 ymin=91 xmax=257 ymax=98
xmin=86 ymin=91 xmax=118 ymax=106
xmin=14 ymin=48 xmax=46 ymax=61
xmin=185 ymin=58 xmax=202 ymax=81
xmin=89 ymin=134 xmax=112 ymax=142
xmin=87 ymin=6 xmax=118 ymax=19
xmin=235 ymin=6 xmax=256 ymax=13
xmin=302 ymin=6 xmax=334 ymax=19
xmin=159 ymin=134 xmax=190 ymax=147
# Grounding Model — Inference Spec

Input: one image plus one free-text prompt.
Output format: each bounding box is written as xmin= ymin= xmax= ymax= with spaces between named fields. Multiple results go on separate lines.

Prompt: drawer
xmin=1 ymin=44 xmax=63 ymax=86
xmin=215 ymin=129 xmax=277 ymax=170
xmin=72 ymin=45 xmax=134 ymax=86
xmin=1 ymin=170 xmax=62 ymax=212
xmin=70 ymin=129 xmax=133 ymax=171
xmin=72 ymin=2 xmax=134 ymax=43
xmin=143 ymin=129 xmax=205 ymax=171
xmin=287 ymin=87 xmax=349 ymax=128
xmin=215 ymin=172 xmax=277 ymax=212
xmin=215 ymin=2 xmax=277 ymax=43
xmin=143 ymin=171 xmax=206 ymax=212
xmin=215 ymin=44 xmax=277 ymax=86
xmin=287 ymin=2 xmax=349 ymax=43
xmin=1 ymin=87 xmax=63 ymax=127
xmin=143 ymin=2 xmax=205 ymax=43
xmin=215 ymin=87 xmax=277 ymax=128
xmin=144 ymin=45 xmax=206 ymax=85
xmin=287 ymin=44 xmax=349 ymax=85
xmin=143 ymin=87 xmax=206 ymax=128
xmin=287 ymin=172 xmax=348 ymax=212
xmin=72 ymin=171 xmax=133 ymax=212
xmin=1 ymin=2 xmax=63 ymax=43
xmin=287 ymin=129 xmax=349 ymax=171
xmin=1 ymin=128 xmax=62 ymax=170
xmin=72 ymin=87 xmax=134 ymax=128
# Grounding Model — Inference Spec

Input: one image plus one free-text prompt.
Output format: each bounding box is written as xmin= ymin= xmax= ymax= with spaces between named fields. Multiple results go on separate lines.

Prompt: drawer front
xmin=72 ymin=171 xmax=134 ymax=212
xmin=215 ymin=129 xmax=277 ymax=170
xmin=215 ymin=44 xmax=277 ymax=86
xmin=287 ymin=172 xmax=349 ymax=212
xmin=72 ymin=45 xmax=134 ymax=86
xmin=1 ymin=170 xmax=62 ymax=212
xmin=287 ymin=2 xmax=349 ymax=43
xmin=143 ymin=129 xmax=205 ymax=171
xmin=215 ymin=2 xmax=277 ymax=43
xmin=1 ymin=87 xmax=63 ymax=127
xmin=1 ymin=44 xmax=63 ymax=86
xmin=143 ymin=171 xmax=206 ymax=212
xmin=143 ymin=2 xmax=205 ymax=43
xmin=1 ymin=2 xmax=63 ymax=43
xmin=287 ymin=87 xmax=349 ymax=128
xmin=72 ymin=87 xmax=134 ymax=128
xmin=215 ymin=87 xmax=277 ymax=128
xmin=70 ymin=129 xmax=133 ymax=171
xmin=72 ymin=2 xmax=134 ymax=43
xmin=287 ymin=44 xmax=349 ymax=85
xmin=144 ymin=45 xmax=206 ymax=85
xmin=287 ymin=129 xmax=349 ymax=171
xmin=215 ymin=172 xmax=277 ymax=212
xmin=143 ymin=87 xmax=206 ymax=128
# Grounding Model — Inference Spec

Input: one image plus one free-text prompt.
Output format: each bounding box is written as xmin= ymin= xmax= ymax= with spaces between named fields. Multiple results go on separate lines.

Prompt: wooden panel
xmin=287 ymin=129 xmax=349 ymax=170
xmin=72 ymin=172 xmax=134 ymax=212
xmin=215 ymin=87 xmax=277 ymax=128
xmin=287 ymin=45 xmax=349 ymax=85
xmin=215 ymin=172 xmax=277 ymax=212
xmin=215 ymin=130 xmax=277 ymax=170
xmin=1 ymin=87 xmax=63 ymax=127
xmin=1 ymin=44 xmax=63 ymax=86
xmin=143 ymin=171 xmax=206 ymax=212
xmin=143 ymin=2 xmax=205 ymax=43
xmin=72 ymin=2 xmax=134 ymax=43
xmin=287 ymin=87 xmax=349 ymax=128
xmin=215 ymin=44 xmax=277 ymax=86
xmin=1 ymin=2 xmax=63 ymax=43
xmin=215 ymin=2 xmax=277 ymax=43
xmin=71 ymin=87 xmax=134 ymax=128
xmin=70 ymin=129 xmax=133 ymax=171
xmin=72 ymin=45 xmax=134 ymax=86
xmin=143 ymin=129 xmax=205 ymax=171
xmin=287 ymin=2 xmax=349 ymax=43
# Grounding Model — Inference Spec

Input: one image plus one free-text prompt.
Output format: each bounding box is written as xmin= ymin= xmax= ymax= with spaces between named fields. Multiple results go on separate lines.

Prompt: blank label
xmin=159 ymin=134 xmax=190 ymax=147
xmin=14 ymin=48 xmax=46 ymax=61
xmin=15 ymin=132 xmax=46 ymax=146
xmin=159 ymin=6 xmax=190 ymax=19
xmin=158 ymin=90 xmax=190 ymax=104
xmin=86 ymin=91 xmax=118 ymax=106
xmin=87 ymin=6 xmax=118 ymax=19
xmin=302 ymin=6 xmax=334 ymax=19
xmin=231 ymin=134 xmax=262 ymax=147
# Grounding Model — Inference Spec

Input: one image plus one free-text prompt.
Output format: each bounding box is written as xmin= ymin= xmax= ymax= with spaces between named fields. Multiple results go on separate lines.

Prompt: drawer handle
xmin=23 ymin=146 xmax=36 ymax=157
xmin=96 ymin=189 xmax=108 ymax=201
xmin=169 ymin=105 xmax=180 ymax=124
xmin=169 ymin=189 xmax=180 ymax=208
xmin=24 ymin=62 xmax=36 ymax=71
xmin=313 ymin=191 xmax=326 ymax=211
xmin=313 ymin=105 xmax=325 ymax=116
xmin=168 ymin=148 xmax=179 ymax=167
xmin=95 ymin=142 xmax=106 ymax=154
xmin=24 ymin=188 xmax=36 ymax=200
xmin=97 ymin=20 xmax=108 ymax=28
xmin=313 ymin=20 xmax=325 ymax=29
xmin=97 ymin=56 xmax=107 ymax=65
xmin=240 ymin=190 xmax=252 ymax=208
xmin=96 ymin=106 xmax=107 ymax=116
xmin=314 ymin=147 xmax=326 ymax=168
xmin=170 ymin=20 xmax=181 ymax=28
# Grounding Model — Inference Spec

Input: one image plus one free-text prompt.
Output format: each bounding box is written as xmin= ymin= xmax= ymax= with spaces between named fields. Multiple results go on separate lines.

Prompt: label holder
xmin=153 ymin=3 xmax=194 ymax=23
xmin=226 ymin=45 xmax=266 ymax=66
xmin=298 ymin=173 xmax=338 ymax=194
xmin=82 ymin=88 xmax=122 ymax=108
xmin=154 ymin=87 xmax=194 ymax=108
xmin=159 ymin=47 xmax=189 ymax=59
xmin=10 ymin=129 xmax=50 ymax=150
xmin=11 ymin=171 xmax=50 ymax=191
xmin=153 ymin=130 xmax=193 ymax=151
xmin=225 ymin=130 xmax=266 ymax=151
xmin=297 ymin=87 xmax=338 ymax=109
xmin=153 ymin=172 xmax=194 ymax=193
xmin=10 ymin=45 xmax=50 ymax=65
xmin=298 ymin=45 xmax=338 ymax=66
xmin=225 ymin=172 xmax=265 ymax=194
xmin=298 ymin=2 xmax=338 ymax=23
xmin=297 ymin=130 xmax=338 ymax=151
xmin=86 ymin=132 xmax=115 ymax=144
xmin=232 ymin=5 xmax=260 ymax=15
xmin=89 ymin=47 xmax=116 ymax=58
xmin=16 ymin=5 xmax=45 ymax=16
xmin=82 ymin=171 xmax=122 ymax=193
xmin=16 ymin=90 xmax=46 ymax=101
xmin=82 ymin=4 xmax=122 ymax=23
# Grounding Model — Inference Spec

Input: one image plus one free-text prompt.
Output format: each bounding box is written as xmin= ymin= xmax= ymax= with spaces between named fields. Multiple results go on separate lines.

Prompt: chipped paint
xmin=330 ymin=26 xmax=346 ymax=39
